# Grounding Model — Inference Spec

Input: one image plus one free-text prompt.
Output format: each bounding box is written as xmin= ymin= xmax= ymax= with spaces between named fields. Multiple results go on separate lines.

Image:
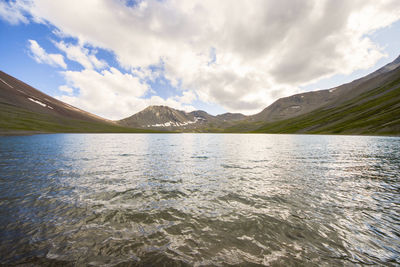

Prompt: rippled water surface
xmin=0 ymin=134 xmax=399 ymax=266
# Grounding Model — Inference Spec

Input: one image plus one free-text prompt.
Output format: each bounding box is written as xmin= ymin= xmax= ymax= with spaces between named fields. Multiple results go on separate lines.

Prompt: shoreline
xmin=1 ymin=130 xmax=399 ymax=138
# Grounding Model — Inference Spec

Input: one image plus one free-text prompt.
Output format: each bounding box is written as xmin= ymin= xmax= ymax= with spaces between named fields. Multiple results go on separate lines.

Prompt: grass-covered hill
xmin=0 ymin=71 xmax=163 ymax=134
xmin=251 ymin=72 xmax=400 ymax=135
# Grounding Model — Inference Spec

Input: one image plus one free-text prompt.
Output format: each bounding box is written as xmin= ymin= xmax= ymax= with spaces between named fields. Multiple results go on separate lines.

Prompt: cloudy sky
xmin=1 ymin=0 xmax=400 ymax=120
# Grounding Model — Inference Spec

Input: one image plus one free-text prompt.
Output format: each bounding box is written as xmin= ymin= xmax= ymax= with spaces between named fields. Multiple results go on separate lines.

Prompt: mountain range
xmin=1 ymin=54 xmax=400 ymax=135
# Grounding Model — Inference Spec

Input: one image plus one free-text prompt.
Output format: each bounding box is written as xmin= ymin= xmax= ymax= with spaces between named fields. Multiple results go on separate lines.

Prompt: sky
xmin=0 ymin=0 xmax=400 ymax=120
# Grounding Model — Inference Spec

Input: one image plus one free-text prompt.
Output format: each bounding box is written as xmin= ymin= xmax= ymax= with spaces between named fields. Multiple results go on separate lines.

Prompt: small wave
xmin=221 ymin=164 xmax=252 ymax=169
xmin=119 ymin=153 xmax=134 ymax=157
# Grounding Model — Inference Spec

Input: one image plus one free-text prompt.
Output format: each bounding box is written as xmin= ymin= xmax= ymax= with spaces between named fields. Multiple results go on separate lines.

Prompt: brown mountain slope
xmin=118 ymin=105 xmax=247 ymax=131
xmin=251 ymin=65 xmax=400 ymax=135
xmin=249 ymin=55 xmax=400 ymax=123
xmin=0 ymin=71 xmax=108 ymax=123
xmin=118 ymin=106 xmax=214 ymax=130
xmin=0 ymin=71 xmax=157 ymax=134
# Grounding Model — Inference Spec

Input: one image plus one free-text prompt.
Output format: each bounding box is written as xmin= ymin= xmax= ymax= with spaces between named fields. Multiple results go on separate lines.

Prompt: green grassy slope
xmin=251 ymin=75 xmax=400 ymax=135
xmin=0 ymin=70 xmax=171 ymax=134
xmin=2 ymin=63 xmax=400 ymax=135
xmin=0 ymin=102 xmax=164 ymax=134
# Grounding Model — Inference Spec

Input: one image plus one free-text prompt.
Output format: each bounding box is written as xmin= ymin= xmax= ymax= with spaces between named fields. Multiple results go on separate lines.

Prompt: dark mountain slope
xmin=249 ymin=55 xmax=400 ymax=123
xmin=0 ymin=71 xmax=158 ymax=134
xmin=118 ymin=105 xmax=244 ymax=131
xmin=216 ymin=113 xmax=246 ymax=121
xmin=251 ymin=66 xmax=400 ymax=135
xmin=0 ymin=71 xmax=109 ymax=123
xmin=118 ymin=105 xmax=202 ymax=129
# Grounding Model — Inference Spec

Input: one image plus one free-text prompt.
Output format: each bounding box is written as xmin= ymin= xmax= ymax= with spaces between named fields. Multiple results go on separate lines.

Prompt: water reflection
xmin=0 ymin=134 xmax=399 ymax=265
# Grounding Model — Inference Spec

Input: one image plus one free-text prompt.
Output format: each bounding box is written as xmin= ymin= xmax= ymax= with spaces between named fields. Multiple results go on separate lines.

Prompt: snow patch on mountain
xmin=28 ymin=97 xmax=53 ymax=109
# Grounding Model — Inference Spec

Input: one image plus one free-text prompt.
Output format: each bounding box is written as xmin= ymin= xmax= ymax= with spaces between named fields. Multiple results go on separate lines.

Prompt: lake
xmin=0 ymin=133 xmax=399 ymax=266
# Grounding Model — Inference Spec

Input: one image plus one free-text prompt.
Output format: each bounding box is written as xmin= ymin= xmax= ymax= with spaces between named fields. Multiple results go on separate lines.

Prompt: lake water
xmin=0 ymin=134 xmax=399 ymax=266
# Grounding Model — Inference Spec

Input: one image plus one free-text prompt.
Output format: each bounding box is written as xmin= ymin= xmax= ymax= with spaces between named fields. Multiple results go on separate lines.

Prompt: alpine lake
xmin=0 ymin=133 xmax=399 ymax=266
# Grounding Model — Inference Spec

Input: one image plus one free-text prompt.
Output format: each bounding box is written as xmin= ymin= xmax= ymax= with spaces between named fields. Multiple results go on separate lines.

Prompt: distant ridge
xmin=119 ymin=54 xmax=400 ymax=135
xmin=1 ymin=54 xmax=400 ymax=135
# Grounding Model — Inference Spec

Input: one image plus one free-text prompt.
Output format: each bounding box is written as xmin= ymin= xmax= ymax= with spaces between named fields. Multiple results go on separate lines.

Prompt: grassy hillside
xmin=251 ymin=74 xmax=400 ymax=135
xmin=0 ymin=71 xmax=171 ymax=134
xmin=0 ymin=102 xmax=165 ymax=134
xmin=2 ymin=65 xmax=399 ymax=135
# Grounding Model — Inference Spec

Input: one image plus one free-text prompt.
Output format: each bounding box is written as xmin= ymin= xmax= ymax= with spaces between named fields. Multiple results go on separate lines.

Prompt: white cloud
xmin=58 ymin=85 xmax=73 ymax=95
xmin=28 ymin=40 xmax=67 ymax=69
xmin=0 ymin=1 xmax=28 ymax=25
xmin=53 ymin=41 xmax=107 ymax=70
xmin=57 ymin=67 xmax=195 ymax=120
xmin=16 ymin=0 xmax=400 ymax=115
xmin=131 ymin=67 xmax=160 ymax=82
xmin=175 ymin=90 xmax=197 ymax=104
xmin=58 ymin=68 xmax=148 ymax=120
